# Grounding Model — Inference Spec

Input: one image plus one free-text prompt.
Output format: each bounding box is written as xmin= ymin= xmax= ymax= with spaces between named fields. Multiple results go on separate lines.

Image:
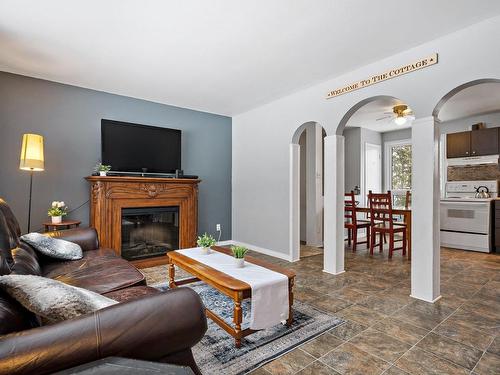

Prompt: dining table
xmin=355 ymin=206 xmax=412 ymax=260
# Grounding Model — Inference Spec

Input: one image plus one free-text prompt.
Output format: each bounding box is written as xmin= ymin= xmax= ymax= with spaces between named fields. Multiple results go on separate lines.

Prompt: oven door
xmin=440 ymin=201 xmax=490 ymax=234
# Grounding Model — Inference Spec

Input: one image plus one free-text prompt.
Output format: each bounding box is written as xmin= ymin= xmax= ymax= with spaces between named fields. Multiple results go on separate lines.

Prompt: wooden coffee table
xmin=167 ymin=246 xmax=295 ymax=347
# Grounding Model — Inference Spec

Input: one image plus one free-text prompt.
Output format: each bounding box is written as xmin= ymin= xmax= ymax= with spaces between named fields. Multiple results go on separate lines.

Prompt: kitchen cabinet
xmin=447 ymin=131 xmax=471 ymax=158
xmin=446 ymin=128 xmax=500 ymax=158
xmin=470 ymin=128 xmax=499 ymax=156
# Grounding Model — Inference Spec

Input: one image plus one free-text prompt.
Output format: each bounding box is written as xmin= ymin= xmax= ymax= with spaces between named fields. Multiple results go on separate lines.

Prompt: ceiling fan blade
xmin=376 ymin=115 xmax=392 ymax=121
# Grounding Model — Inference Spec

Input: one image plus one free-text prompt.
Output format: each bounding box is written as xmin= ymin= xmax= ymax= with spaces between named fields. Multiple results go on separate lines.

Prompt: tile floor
xmin=142 ymin=245 xmax=499 ymax=375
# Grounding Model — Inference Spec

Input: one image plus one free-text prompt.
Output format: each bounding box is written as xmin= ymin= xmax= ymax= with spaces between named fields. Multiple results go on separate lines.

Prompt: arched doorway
xmin=410 ymin=78 xmax=500 ymax=302
xmin=325 ymin=95 xmax=413 ymax=276
xmin=290 ymin=122 xmax=326 ymax=263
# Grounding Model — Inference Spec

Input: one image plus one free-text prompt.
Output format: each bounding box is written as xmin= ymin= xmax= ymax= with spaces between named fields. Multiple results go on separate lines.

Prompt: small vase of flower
xmin=197 ymin=233 xmax=216 ymax=254
xmin=94 ymin=162 xmax=112 ymax=176
xmin=48 ymin=201 xmax=67 ymax=224
xmin=231 ymin=245 xmax=248 ymax=268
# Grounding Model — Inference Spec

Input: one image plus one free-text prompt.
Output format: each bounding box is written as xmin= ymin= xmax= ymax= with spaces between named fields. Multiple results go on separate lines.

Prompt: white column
xmin=324 ymin=135 xmax=345 ymax=274
xmin=289 ymin=143 xmax=300 ymax=262
xmin=306 ymin=123 xmax=324 ymax=247
xmin=411 ymin=116 xmax=441 ymax=302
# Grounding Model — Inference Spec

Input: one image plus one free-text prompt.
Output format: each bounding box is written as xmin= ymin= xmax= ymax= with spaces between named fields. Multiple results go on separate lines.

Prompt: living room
xmin=1 ymin=1 xmax=500 ymax=375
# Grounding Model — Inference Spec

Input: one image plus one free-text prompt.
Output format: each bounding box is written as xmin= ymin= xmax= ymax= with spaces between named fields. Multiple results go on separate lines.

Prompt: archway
xmin=329 ymin=95 xmax=416 ymax=275
xmin=409 ymin=78 xmax=500 ymax=302
xmin=290 ymin=122 xmax=327 ymax=264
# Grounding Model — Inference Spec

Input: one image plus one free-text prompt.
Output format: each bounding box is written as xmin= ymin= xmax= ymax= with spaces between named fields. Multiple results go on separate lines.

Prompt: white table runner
xmin=177 ymin=247 xmax=289 ymax=330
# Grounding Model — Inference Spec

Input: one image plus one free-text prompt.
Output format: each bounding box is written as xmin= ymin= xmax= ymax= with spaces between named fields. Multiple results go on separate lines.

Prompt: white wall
xmin=344 ymin=127 xmax=381 ymax=204
xmin=438 ymin=111 xmax=500 ymax=134
xmin=232 ymin=15 xmax=500 ymax=256
xmin=343 ymin=128 xmax=361 ymax=192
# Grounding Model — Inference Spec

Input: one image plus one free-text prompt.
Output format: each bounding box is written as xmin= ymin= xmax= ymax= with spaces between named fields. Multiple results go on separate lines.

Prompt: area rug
xmin=155 ymin=282 xmax=344 ymax=375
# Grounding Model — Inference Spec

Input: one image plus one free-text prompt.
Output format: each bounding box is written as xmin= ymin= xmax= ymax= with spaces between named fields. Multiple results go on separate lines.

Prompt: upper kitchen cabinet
xmin=446 ymin=128 xmax=500 ymax=158
xmin=446 ymin=131 xmax=471 ymax=158
xmin=470 ymin=128 xmax=499 ymax=156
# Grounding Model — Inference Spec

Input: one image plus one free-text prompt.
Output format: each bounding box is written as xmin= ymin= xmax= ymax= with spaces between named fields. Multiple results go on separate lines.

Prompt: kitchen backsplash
xmin=447 ymin=164 xmax=500 ymax=181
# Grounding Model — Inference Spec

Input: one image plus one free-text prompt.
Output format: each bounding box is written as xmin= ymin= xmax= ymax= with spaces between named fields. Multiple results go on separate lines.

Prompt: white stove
xmin=440 ymin=181 xmax=497 ymax=253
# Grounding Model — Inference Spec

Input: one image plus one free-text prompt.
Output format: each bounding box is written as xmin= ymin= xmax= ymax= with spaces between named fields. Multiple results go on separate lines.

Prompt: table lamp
xmin=19 ymin=133 xmax=45 ymax=232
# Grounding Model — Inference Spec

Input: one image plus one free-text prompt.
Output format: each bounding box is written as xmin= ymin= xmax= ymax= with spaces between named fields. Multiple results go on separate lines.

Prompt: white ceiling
xmin=1 ymin=1 xmax=500 ymax=116
xmin=437 ymin=82 xmax=500 ymax=121
xmin=345 ymin=97 xmax=411 ymax=133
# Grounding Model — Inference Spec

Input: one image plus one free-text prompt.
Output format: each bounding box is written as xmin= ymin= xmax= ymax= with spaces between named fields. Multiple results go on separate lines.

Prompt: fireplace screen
xmin=121 ymin=206 xmax=179 ymax=261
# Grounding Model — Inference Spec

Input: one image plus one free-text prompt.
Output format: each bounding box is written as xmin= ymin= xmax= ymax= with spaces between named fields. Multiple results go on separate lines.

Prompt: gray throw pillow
xmin=0 ymin=274 xmax=117 ymax=323
xmin=20 ymin=232 xmax=83 ymax=260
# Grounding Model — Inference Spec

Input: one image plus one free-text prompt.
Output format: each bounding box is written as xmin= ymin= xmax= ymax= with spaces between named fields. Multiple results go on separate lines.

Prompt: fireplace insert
xmin=121 ymin=206 xmax=179 ymax=261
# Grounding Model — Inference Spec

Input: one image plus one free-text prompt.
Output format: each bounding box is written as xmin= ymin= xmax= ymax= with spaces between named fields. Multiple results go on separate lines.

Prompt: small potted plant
xmin=48 ymin=201 xmax=67 ymax=224
xmin=94 ymin=162 xmax=112 ymax=176
xmin=197 ymin=233 xmax=216 ymax=254
xmin=231 ymin=245 xmax=248 ymax=268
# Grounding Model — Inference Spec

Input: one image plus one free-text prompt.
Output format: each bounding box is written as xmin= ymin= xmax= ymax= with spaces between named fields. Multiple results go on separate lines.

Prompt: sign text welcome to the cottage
xmin=326 ymin=53 xmax=438 ymax=99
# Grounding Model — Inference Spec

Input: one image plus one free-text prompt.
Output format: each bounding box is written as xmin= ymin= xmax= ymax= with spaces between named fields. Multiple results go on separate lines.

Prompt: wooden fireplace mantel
xmin=85 ymin=176 xmax=200 ymax=268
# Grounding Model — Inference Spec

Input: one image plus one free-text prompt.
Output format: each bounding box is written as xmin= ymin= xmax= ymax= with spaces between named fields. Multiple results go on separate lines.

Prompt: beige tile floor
xmin=142 ymin=244 xmax=500 ymax=375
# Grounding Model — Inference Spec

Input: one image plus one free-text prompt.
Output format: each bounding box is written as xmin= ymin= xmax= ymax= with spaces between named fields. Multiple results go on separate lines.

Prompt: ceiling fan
xmin=376 ymin=104 xmax=415 ymax=125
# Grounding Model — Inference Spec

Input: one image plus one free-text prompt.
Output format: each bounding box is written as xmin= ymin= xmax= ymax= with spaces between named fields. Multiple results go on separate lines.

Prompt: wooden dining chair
xmin=368 ymin=190 xmax=407 ymax=259
xmin=345 ymin=191 xmax=371 ymax=252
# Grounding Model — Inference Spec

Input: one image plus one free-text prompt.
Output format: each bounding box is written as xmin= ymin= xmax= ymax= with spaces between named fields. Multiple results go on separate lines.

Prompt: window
xmin=385 ymin=140 xmax=412 ymax=207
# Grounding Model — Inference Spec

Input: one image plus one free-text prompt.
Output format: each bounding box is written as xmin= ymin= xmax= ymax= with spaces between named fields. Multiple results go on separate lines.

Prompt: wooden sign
xmin=326 ymin=53 xmax=438 ymax=99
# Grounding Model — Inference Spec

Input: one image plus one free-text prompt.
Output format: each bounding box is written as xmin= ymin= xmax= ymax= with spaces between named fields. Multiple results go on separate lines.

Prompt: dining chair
xmin=345 ymin=191 xmax=371 ymax=251
xmin=368 ymin=190 xmax=407 ymax=259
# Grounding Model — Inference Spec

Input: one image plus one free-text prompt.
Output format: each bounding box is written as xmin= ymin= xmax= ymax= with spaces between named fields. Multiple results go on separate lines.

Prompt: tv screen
xmin=101 ymin=120 xmax=181 ymax=173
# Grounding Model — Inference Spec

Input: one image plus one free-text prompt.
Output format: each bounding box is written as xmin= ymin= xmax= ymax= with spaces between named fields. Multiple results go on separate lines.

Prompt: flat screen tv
xmin=101 ymin=119 xmax=181 ymax=173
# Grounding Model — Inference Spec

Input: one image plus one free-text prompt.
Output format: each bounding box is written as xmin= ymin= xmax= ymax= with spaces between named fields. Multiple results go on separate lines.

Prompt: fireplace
xmin=86 ymin=176 xmax=199 ymax=267
xmin=121 ymin=206 xmax=179 ymax=261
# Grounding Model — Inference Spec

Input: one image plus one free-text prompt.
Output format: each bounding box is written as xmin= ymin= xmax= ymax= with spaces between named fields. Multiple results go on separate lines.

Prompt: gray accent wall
xmin=0 ymin=72 xmax=232 ymax=239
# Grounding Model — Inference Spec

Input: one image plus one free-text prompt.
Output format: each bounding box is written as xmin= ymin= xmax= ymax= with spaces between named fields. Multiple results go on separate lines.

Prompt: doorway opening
xmin=290 ymin=122 xmax=326 ymax=262
xmin=338 ymin=95 xmax=415 ymax=263
xmin=433 ymin=79 xmax=500 ymax=254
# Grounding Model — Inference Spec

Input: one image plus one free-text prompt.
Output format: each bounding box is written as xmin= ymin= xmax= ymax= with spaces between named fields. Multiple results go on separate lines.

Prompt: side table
xmin=43 ymin=220 xmax=81 ymax=232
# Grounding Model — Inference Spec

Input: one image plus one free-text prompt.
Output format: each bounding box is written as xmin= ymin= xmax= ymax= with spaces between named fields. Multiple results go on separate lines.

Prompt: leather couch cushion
xmin=0 ymin=199 xmax=21 ymax=267
xmin=103 ymin=285 xmax=159 ymax=302
xmin=45 ymin=228 xmax=99 ymax=252
xmin=10 ymin=245 xmax=42 ymax=276
xmin=41 ymin=248 xmax=146 ymax=294
xmin=0 ymin=289 xmax=39 ymax=335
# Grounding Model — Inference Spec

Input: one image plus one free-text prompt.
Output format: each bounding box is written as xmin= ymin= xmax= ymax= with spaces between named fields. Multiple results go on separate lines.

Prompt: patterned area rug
xmin=155 ymin=282 xmax=344 ymax=375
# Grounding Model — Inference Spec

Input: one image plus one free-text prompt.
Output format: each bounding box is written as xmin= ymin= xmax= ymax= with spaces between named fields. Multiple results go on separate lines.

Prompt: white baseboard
xmin=220 ymin=240 xmax=293 ymax=262
xmin=216 ymin=240 xmax=234 ymax=246
xmin=323 ymin=269 xmax=345 ymax=275
xmin=410 ymin=294 xmax=442 ymax=303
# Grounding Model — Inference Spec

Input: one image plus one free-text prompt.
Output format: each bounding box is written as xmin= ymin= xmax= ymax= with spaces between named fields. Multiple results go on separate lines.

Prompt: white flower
xmin=58 ymin=201 xmax=65 ymax=208
xmin=52 ymin=201 xmax=58 ymax=207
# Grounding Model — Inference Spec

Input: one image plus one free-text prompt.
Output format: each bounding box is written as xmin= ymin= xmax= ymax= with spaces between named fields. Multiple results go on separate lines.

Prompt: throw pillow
xmin=20 ymin=232 xmax=83 ymax=260
xmin=0 ymin=274 xmax=117 ymax=323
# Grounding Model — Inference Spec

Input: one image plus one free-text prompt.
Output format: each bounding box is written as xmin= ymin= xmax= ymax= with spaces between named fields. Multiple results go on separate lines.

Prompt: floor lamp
xmin=19 ymin=133 xmax=45 ymax=232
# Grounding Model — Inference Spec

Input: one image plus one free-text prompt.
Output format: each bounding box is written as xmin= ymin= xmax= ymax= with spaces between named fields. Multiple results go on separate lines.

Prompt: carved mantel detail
xmin=85 ymin=176 xmax=200 ymax=268
xmin=91 ymin=181 xmax=103 ymax=203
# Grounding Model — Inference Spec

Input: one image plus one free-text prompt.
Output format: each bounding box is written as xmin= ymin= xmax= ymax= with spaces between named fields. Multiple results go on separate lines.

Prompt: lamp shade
xmin=19 ymin=133 xmax=44 ymax=171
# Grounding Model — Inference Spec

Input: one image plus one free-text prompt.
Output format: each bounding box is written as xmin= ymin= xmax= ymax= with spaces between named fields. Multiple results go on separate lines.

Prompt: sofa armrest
xmin=45 ymin=227 xmax=99 ymax=251
xmin=0 ymin=288 xmax=207 ymax=375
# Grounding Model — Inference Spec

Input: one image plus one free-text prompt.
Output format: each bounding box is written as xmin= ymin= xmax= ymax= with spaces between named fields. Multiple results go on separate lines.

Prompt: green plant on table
xmin=94 ymin=162 xmax=112 ymax=172
xmin=231 ymin=245 xmax=248 ymax=259
xmin=197 ymin=233 xmax=216 ymax=248
xmin=47 ymin=201 xmax=68 ymax=217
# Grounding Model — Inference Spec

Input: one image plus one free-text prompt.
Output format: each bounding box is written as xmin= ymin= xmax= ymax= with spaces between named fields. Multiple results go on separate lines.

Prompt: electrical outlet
xmin=216 ymin=224 xmax=221 ymax=231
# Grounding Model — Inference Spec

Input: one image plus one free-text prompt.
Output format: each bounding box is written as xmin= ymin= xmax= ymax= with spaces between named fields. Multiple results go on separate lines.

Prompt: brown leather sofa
xmin=0 ymin=199 xmax=207 ymax=375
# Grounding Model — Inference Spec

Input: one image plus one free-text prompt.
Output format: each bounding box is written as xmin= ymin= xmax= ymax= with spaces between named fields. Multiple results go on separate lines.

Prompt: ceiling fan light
xmin=394 ymin=116 xmax=407 ymax=125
